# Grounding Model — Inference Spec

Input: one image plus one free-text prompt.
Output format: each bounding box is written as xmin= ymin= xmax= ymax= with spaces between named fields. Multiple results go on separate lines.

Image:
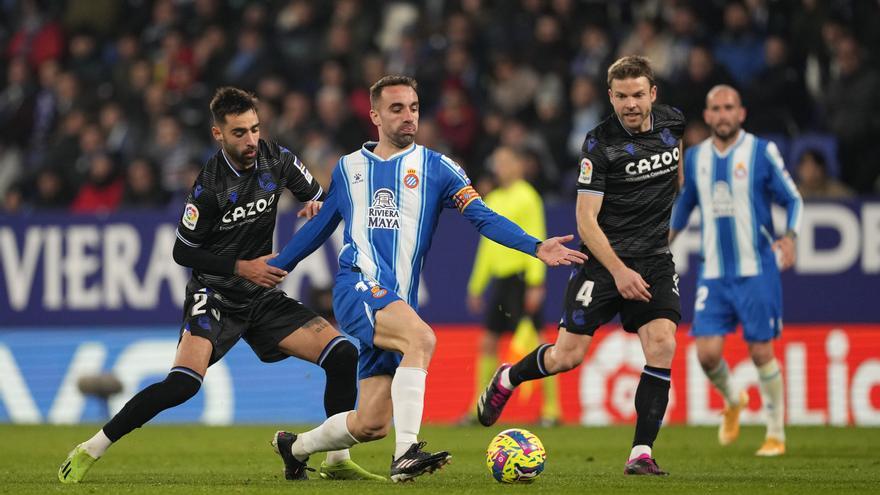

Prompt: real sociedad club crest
xmin=404 ymin=169 xmax=419 ymax=188
xmin=258 ymin=172 xmax=277 ymax=192
xmin=368 ymin=188 xmax=400 ymax=230
xmin=660 ymin=128 xmax=677 ymax=146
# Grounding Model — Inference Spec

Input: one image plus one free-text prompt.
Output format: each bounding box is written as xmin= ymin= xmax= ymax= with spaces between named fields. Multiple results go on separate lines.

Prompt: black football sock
xmin=102 ymin=367 xmax=202 ymax=442
xmin=632 ymin=366 xmax=671 ymax=448
xmin=318 ymin=337 xmax=358 ymax=415
xmin=508 ymin=344 xmax=553 ymax=387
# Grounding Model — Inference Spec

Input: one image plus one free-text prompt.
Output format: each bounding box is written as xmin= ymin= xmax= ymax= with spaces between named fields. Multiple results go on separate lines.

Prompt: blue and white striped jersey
xmin=671 ymin=131 xmax=803 ymax=279
xmin=271 ymin=142 xmax=540 ymax=306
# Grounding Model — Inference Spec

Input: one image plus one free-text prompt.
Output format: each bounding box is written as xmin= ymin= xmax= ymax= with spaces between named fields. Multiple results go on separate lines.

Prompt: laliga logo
xmin=221 ymin=194 xmax=276 ymax=224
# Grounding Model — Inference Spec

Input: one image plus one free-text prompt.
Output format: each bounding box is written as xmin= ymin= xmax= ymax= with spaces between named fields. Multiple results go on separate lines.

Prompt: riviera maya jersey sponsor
xmin=368 ymin=188 xmax=401 ymax=230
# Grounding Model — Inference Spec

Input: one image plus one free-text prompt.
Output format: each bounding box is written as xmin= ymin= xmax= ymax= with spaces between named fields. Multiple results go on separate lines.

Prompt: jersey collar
xmin=221 ymin=149 xmax=257 ymax=177
xmin=360 ymin=141 xmax=417 ymax=162
xmin=710 ymin=129 xmax=746 ymax=158
xmin=615 ymin=111 xmax=654 ymax=136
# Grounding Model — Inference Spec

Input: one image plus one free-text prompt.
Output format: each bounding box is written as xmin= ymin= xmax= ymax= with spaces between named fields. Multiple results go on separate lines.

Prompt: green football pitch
xmin=2 ymin=424 xmax=878 ymax=494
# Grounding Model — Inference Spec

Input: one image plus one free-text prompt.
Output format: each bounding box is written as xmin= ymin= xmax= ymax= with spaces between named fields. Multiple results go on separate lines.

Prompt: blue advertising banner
xmin=1 ymin=200 xmax=878 ymax=326
xmin=0 ymin=327 xmax=327 ymax=424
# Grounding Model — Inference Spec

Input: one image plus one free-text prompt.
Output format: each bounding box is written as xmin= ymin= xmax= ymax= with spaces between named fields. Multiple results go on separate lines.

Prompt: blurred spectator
xmin=32 ymin=168 xmax=70 ymax=210
xmin=99 ymin=101 xmax=142 ymax=162
xmin=683 ymin=121 xmax=711 ymax=149
xmin=121 ymin=157 xmax=170 ymax=208
xmin=2 ymin=182 xmax=24 ymax=214
xmin=70 ymin=153 xmax=124 ymax=213
xmin=272 ymin=90 xmax=312 ymax=153
xmin=7 ymin=0 xmax=64 ymax=70
xmin=570 ymin=25 xmax=614 ymax=81
xmin=146 ymin=114 xmax=199 ymax=194
xmin=67 ymin=30 xmax=107 ymax=87
xmin=0 ymin=56 xmax=35 ymax=148
xmin=223 ymin=28 xmax=271 ymax=91
xmin=618 ymin=18 xmax=674 ymax=80
xmin=0 ymin=142 xmax=23 ymax=201
xmin=500 ymin=119 xmax=558 ymax=196
xmin=567 ymin=77 xmax=604 ymax=162
xmin=669 ymin=44 xmax=735 ymax=124
xmin=796 ymin=149 xmax=854 ymax=200
xmin=746 ymin=36 xmax=811 ymax=135
xmin=314 ymin=85 xmax=363 ymax=152
xmin=713 ymin=1 xmax=765 ymax=86
xmin=70 ymin=123 xmax=106 ymax=188
xmin=489 ymin=54 xmax=539 ymax=118
xmin=824 ymin=36 xmax=880 ymax=193
xmin=528 ymin=15 xmax=570 ymax=77
xmin=436 ymin=81 xmax=479 ymax=160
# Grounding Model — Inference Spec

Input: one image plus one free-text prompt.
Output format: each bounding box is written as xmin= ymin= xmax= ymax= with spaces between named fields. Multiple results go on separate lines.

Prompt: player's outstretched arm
xmin=270 ymin=187 xmax=342 ymax=271
xmin=536 ymin=235 xmax=589 ymax=267
xmin=577 ymin=192 xmax=651 ymax=302
xmin=460 ymin=200 xmax=586 ymax=265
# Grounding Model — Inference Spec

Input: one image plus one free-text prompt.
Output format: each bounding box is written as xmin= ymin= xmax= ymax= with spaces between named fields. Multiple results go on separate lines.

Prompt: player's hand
xmin=772 ymin=235 xmax=796 ymax=271
xmin=536 ymin=235 xmax=589 ymax=267
xmin=297 ymin=201 xmax=323 ymax=219
xmin=524 ymin=286 xmax=545 ymax=314
xmin=466 ymin=295 xmax=484 ymax=315
xmin=611 ymin=265 xmax=651 ymax=302
xmin=235 ymin=253 xmax=288 ymax=288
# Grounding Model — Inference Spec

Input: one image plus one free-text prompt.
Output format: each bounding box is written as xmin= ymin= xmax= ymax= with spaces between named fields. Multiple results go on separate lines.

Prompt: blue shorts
xmin=333 ymin=270 xmax=402 ymax=379
xmin=691 ymin=271 xmax=782 ymax=342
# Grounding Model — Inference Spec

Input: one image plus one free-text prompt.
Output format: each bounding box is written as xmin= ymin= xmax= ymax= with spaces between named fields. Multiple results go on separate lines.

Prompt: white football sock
xmin=291 ymin=411 xmax=358 ymax=462
xmin=391 ymin=367 xmax=427 ymax=460
xmin=757 ymin=359 xmax=785 ymax=441
xmin=705 ymin=359 xmax=741 ymax=406
xmin=81 ymin=429 xmax=112 ymax=458
xmin=629 ymin=444 xmax=652 ymax=460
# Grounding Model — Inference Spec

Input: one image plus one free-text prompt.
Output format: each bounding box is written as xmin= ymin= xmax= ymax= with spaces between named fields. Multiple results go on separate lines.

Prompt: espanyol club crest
xmin=579 ymin=157 xmax=593 ymax=184
xmin=404 ymin=169 xmax=419 ymax=189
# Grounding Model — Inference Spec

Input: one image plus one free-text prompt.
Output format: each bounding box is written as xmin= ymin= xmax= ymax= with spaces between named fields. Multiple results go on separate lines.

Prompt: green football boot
xmin=319 ymin=459 xmax=387 ymax=481
xmin=58 ymin=445 xmax=98 ymax=484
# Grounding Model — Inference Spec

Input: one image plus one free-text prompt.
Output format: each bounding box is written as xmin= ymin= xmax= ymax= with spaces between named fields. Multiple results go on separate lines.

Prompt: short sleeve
xmin=577 ymin=133 xmax=610 ymax=194
xmin=280 ymin=146 xmax=323 ymax=202
xmin=175 ymin=175 xmax=220 ymax=248
xmin=438 ymin=154 xmax=483 ymax=212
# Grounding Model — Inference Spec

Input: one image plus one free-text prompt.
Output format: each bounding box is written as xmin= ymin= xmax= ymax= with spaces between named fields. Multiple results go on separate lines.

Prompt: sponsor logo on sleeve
xmin=453 ymin=185 xmax=481 ymax=212
xmin=182 ymin=203 xmax=200 ymax=230
xmin=579 ymin=157 xmax=593 ymax=184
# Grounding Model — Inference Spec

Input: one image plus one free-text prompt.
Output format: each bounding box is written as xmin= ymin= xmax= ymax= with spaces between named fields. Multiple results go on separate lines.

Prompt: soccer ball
xmin=486 ymin=428 xmax=546 ymax=483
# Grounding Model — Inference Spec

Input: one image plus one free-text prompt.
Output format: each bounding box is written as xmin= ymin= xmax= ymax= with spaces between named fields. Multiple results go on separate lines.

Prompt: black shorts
xmin=559 ymin=252 xmax=681 ymax=336
xmin=179 ymin=287 xmax=319 ymax=365
xmin=485 ymin=273 xmax=542 ymax=334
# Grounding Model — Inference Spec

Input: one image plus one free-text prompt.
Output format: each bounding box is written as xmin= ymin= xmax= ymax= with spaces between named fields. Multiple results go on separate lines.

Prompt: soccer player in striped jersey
xmin=59 ymin=87 xmax=382 ymax=484
xmin=267 ymin=75 xmax=586 ymax=482
xmin=670 ymin=85 xmax=803 ymax=457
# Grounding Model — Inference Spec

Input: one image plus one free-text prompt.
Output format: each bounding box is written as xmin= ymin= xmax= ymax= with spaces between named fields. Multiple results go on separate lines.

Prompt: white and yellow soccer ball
xmin=486 ymin=428 xmax=546 ymax=483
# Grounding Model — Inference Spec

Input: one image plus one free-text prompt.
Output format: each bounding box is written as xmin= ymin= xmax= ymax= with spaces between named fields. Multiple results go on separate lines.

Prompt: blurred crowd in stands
xmin=1 ymin=0 xmax=879 ymax=215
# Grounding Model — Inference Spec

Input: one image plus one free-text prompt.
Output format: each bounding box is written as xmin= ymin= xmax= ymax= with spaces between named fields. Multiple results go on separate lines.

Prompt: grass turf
xmin=2 ymin=424 xmax=878 ymax=494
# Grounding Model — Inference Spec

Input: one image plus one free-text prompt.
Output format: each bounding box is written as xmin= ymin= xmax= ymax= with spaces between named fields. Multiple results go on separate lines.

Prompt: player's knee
xmin=407 ymin=325 xmax=436 ymax=356
xmin=163 ymin=368 xmax=202 ymax=406
xmin=697 ymin=351 xmax=722 ymax=372
xmin=320 ymin=339 xmax=358 ymax=377
xmin=644 ymin=333 xmax=676 ymax=364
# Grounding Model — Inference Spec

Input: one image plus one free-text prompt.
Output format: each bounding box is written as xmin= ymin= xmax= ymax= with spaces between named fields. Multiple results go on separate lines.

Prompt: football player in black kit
xmin=59 ymin=87 xmax=384 ymax=483
xmin=477 ymin=56 xmax=685 ymax=476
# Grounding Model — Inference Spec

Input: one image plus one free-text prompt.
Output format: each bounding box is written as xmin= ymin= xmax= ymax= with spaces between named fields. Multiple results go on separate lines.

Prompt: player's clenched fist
xmin=235 ymin=253 xmax=288 ymax=287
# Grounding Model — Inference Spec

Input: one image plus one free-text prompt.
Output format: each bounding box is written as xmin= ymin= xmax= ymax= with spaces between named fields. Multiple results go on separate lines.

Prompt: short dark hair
xmin=369 ymin=75 xmax=418 ymax=107
xmin=210 ymin=87 xmax=258 ymax=124
xmin=607 ymin=55 xmax=656 ymax=88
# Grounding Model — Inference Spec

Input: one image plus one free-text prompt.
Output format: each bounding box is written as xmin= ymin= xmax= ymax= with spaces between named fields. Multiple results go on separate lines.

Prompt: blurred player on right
xmin=669 ymin=85 xmax=803 ymax=456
